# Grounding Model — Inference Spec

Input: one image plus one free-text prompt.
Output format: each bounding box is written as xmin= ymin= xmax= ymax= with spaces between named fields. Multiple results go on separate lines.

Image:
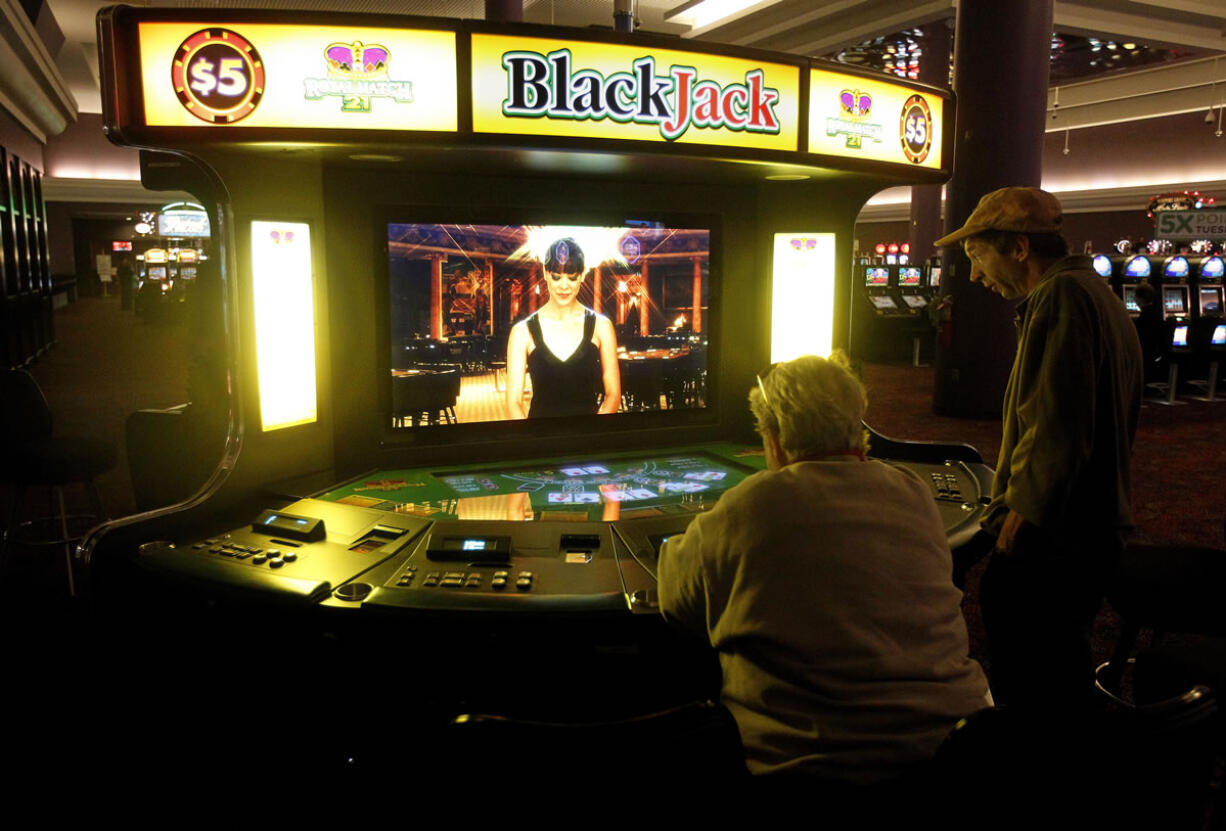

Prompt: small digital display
xmin=1164 ymin=256 xmax=1190 ymax=278
xmin=265 ymin=515 xmax=307 ymax=526
xmin=1123 ymin=286 xmax=1139 ymax=312
xmin=1213 ymin=325 xmax=1226 ymax=346
xmin=1172 ymin=326 xmax=1189 ymax=347
xmin=462 ymin=539 xmax=488 ymax=551
xmin=1124 ymin=256 xmax=1151 ymax=278
xmin=1202 ymin=257 xmax=1225 ymax=279
xmin=928 ymin=266 xmax=941 ymax=287
xmin=1092 ymin=255 xmax=1112 ymax=278
xmin=898 ymin=267 xmax=922 ymax=287
xmin=1164 ymin=287 xmax=1187 ymax=314
xmin=1200 ymin=288 xmax=1223 ymax=316
xmin=869 ymin=295 xmax=897 ymax=309
xmin=864 ymin=267 xmax=889 ymax=286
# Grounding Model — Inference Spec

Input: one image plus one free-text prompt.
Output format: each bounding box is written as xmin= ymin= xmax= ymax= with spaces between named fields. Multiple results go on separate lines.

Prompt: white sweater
xmin=658 ymin=457 xmax=992 ymax=782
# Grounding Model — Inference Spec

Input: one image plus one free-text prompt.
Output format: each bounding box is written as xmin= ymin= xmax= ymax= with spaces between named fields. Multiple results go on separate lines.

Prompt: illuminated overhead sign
xmin=1154 ymin=210 xmax=1226 ymax=240
xmin=138 ymin=22 xmax=458 ymax=130
xmin=158 ymin=210 xmax=211 ymax=238
xmin=808 ymin=69 xmax=943 ymax=169
xmin=472 ymin=34 xmax=800 ymax=150
xmin=119 ymin=16 xmax=950 ymax=171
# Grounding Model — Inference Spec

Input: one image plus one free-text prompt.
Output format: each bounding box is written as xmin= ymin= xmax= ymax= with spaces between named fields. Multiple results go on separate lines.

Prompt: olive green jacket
xmin=984 ymin=255 xmax=1143 ymax=557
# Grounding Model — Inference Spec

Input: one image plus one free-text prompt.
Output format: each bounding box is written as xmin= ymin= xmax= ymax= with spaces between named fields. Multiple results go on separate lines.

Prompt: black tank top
xmin=526 ymin=310 xmax=603 ymax=418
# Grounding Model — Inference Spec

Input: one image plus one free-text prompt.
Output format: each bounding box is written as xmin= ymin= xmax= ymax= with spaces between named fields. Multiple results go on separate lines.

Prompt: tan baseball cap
xmin=934 ymin=186 xmax=1063 ymax=247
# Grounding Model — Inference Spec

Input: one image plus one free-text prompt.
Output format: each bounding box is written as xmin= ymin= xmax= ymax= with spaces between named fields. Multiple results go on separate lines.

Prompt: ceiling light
xmin=1122 ymin=43 xmax=1136 ymax=50
xmin=664 ymin=0 xmax=764 ymax=30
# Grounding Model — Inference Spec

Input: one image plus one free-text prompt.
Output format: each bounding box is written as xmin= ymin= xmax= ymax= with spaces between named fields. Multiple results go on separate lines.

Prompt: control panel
xmin=135 ymin=498 xmax=430 ymax=602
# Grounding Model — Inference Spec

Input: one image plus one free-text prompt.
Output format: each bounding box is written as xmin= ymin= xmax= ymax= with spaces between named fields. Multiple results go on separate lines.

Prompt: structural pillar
xmin=430 ymin=255 xmax=443 ymax=340
xmin=639 ymin=263 xmax=650 ymax=336
xmin=933 ymin=0 xmax=1053 ymax=417
xmin=691 ymin=257 xmax=703 ymax=333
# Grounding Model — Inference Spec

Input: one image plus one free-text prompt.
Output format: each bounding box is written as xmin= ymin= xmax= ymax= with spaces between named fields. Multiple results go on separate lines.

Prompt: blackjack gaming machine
xmin=82 ymin=6 xmax=989 ymax=770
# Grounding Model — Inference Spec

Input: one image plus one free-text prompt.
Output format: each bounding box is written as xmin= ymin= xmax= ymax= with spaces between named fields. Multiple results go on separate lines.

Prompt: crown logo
xmin=325 ymin=41 xmax=391 ymax=80
xmin=840 ymin=90 xmax=872 ymax=118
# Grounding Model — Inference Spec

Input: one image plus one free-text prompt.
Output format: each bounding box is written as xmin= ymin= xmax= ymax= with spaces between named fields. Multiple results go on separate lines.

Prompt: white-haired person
xmin=658 ymin=353 xmax=992 ymax=786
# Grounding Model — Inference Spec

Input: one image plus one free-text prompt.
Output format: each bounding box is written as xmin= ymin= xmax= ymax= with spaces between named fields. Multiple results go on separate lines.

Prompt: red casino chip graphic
xmin=899 ymin=94 xmax=933 ymax=164
xmin=171 ymin=28 xmax=265 ymax=124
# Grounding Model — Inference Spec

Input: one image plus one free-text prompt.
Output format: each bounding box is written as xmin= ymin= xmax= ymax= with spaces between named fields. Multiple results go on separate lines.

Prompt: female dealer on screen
xmin=506 ymin=237 xmax=621 ymax=419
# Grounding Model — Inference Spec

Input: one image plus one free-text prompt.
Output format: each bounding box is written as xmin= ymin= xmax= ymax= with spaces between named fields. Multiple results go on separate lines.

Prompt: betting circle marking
xmin=171 ymin=28 xmax=265 ymax=124
xmin=899 ymin=94 xmax=933 ymax=164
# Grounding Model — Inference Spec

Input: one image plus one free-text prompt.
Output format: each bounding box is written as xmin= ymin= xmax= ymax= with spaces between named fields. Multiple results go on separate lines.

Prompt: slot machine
xmin=1118 ymin=254 xmax=1152 ymax=317
xmin=1196 ymin=255 xmax=1224 ymax=320
xmin=1159 ymin=255 xmax=1192 ymax=322
xmin=1091 ymin=253 xmax=1112 ymax=284
xmin=895 ymin=264 xmax=928 ymax=315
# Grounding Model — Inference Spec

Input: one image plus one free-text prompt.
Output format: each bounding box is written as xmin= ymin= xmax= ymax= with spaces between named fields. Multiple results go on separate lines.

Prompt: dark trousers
xmin=978 ymin=525 xmax=1110 ymax=709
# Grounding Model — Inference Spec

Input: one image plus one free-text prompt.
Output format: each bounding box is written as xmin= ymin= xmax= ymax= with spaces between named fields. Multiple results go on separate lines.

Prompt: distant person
xmin=505 ymin=238 xmax=620 ymax=418
xmin=1133 ymin=281 xmax=1167 ymax=384
xmin=934 ymin=187 xmax=1143 ymax=708
xmin=658 ymin=354 xmax=992 ymax=783
xmin=116 ymin=256 xmax=135 ymax=310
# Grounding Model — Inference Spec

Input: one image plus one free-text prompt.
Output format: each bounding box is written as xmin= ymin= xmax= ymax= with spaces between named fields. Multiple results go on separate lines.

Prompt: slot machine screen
xmin=864 ymin=267 xmax=889 ymax=287
xmin=869 ymin=295 xmax=898 ymax=309
xmin=898 ymin=267 xmax=922 ymax=287
xmin=384 ymin=218 xmax=712 ymax=431
xmin=1200 ymin=287 xmax=1223 ymax=316
xmin=1124 ymin=256 xmax=1151 ymax=278
xmin=1213 ymin=325 xmax=1226 ymax=346
xmin=1164 ymin=256 xmax=1190 ymax=278
xmin=1202 ymin=257 xmax=1225 ymax=280
xmin=1163 ymin=287 xmax=1187 ymax=315
xmin=1171 ymin=325 xmax=1189 ymax=348
xmin=928 ymin=265 xmax=941 ymax=287
xmin=1122 ymin=286 xmax=1139 ymax=313
xmin=901 ymin=295 xmax=927 ymax=309
xmin=147 ymin=266 xmax=166 ymax=280
xmin=1092 ymin=255 xmax=1112 ymax=278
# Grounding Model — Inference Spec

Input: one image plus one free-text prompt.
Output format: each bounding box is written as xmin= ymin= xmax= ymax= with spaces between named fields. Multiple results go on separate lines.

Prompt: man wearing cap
xmin=934 ymin=187 xmax=1143 ymax=708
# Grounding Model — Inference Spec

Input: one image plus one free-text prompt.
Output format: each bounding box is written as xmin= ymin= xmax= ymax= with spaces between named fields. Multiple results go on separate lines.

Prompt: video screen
xmin=1164 ymin=256 xmax=1190 ymax=278
xmin=901 ymin=295 xmax=927 ymax=309
xmin=386 ymin=221 xmax=710 ymax=427
xmin=1092 ymin=255 xmax=1112 ymax=278
xmin=928 ymin=265 xmax=941 ymax=287
xmin=1123 ymin=286 xmax=1139 ymax=313
xmin=1164 ymin=287 xmax=1187 ymax=314
xmin=1172 ymin=325 xmax=1189 ymax=348
xmin=1200 ymin=288 xmax=1223 ymax=316
xmin=1202 ymin=257 xmax=1225 ymax=280
xmin=864 ymin=267 xmax=889 ymax=287
xmin=898 ymin=267 xmax=922 ymax=287
xmin=869 ymin=295 xmax=898 ymax=309
xmin=1213 ymin=325 xmax=1226 ymax=347
xmin=1124 ymin=256 xmax=1151 ymax=278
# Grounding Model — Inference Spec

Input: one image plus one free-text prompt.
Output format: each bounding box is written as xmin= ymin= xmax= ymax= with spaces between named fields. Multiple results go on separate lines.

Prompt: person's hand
xmin=994 ymin=509 xmax=1026 ymax=554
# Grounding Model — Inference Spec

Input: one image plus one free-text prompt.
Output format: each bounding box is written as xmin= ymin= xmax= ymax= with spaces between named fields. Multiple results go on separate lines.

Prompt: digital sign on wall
xmin=808 ymin=68 xmax=944 ymax=169
xmin=138 ymin=22 xmax=458 ymax=131
xmin=471 ymin=34 xmax=801 ymax=151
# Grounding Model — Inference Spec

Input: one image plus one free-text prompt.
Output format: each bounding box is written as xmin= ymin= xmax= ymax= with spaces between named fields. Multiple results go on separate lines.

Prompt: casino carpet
xmin=3 ymin=296 xmax=1225 ymax=680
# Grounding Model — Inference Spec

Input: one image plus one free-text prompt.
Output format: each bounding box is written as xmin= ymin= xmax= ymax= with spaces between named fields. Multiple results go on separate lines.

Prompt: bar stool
xmin=0 ymin=369 xmax=115 ymax=595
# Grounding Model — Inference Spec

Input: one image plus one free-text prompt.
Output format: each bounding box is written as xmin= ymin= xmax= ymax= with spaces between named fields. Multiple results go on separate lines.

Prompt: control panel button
xmin=268 ymin=557 xmax=285 ymax=568
xmin=281 ymin=551 xmax=298 ymax=562
xmin=252 ymin=554 xmax=268 ymax=565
